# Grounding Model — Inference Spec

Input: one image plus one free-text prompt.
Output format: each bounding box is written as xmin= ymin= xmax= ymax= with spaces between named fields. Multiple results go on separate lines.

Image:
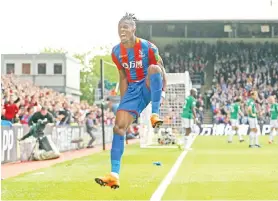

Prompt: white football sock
xmin=249 ymin=131 xmax=254 ymax=146
xmin=270 ymin=130 xmax=275 ymax=141
xmin=228 ymin=130 xmax=235 ymax=142
xmin=237 ymin=131 xmax=243 ymax=141
xmin=184 ymin=136 xmax=190 ymax=149
xmin=255 ymin=132 xmax=259 ymax=145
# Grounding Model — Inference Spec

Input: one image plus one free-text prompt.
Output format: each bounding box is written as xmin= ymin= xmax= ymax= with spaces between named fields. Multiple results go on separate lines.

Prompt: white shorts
xmin=182 ymin=118 xmax=194 ymax=129
xmin=270 ymin=120 xmax=278 ymax=129
xmin=231 ymin=119 xmax=239 ymax=127
xmin=248 ymin=118 xmax=258 ymax=129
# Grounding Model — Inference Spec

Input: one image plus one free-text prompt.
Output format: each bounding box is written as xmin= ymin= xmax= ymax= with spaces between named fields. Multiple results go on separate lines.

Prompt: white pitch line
xmin=150 ymin=135 xmax=197 ymax=201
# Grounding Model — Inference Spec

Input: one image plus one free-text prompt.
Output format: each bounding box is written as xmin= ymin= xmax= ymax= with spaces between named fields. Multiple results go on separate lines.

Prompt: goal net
xmin=139 ymin=71 xmax=192 ymax=148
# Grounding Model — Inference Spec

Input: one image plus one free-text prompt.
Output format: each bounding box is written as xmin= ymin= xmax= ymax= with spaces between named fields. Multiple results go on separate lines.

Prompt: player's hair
xmin=190 ymin=88 xmax=197 ymax=94
xmin=119 ymin=12 xmax=137 ymax=26
xmin=250 ymin=91 xmax=257 ymax=96
xmin=235 ymin=98 xmax=241 ymax=102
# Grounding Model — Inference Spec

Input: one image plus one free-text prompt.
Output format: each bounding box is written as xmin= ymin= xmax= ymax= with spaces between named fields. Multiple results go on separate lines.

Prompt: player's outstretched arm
xmin=118 ymin=69 xmax=128 ymax=98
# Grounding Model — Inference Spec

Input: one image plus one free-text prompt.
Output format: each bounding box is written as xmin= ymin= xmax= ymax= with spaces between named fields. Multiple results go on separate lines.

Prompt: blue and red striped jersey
xmin=111 ymin=38 xmax=160 ymax=83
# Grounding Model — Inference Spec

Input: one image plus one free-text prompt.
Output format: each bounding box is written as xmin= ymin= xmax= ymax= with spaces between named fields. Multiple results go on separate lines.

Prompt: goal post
xmin=139 ymin=71 xmax=192 ymax=148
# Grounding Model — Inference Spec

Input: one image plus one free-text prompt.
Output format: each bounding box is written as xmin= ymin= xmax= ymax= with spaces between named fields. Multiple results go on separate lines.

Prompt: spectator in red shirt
xmin=4 ymin=97 xmax=19 ymax=122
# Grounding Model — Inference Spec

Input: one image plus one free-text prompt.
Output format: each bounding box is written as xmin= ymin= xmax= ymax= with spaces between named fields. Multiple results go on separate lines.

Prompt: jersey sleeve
xmin=148 ymin=42 xmax=160 ymax=65
xmin=192 ymin=100 xmax=196 ymax=107
xmin=111 ymin=52 xmax=123 ymax=70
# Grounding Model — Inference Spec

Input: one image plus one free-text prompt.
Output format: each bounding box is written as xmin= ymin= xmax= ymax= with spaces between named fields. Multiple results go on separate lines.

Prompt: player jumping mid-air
xmin=228 ymin=97 xmax=244 ymax=143
xmin=247 ymin=91 xmax=261 ymax=148
xmin=95 ymin=13 xmax=167 ymax=189
xmin=181 ymin=88 xmax=198 ymax=150
xmin=268 ymin=96 xmax=278 ymax=144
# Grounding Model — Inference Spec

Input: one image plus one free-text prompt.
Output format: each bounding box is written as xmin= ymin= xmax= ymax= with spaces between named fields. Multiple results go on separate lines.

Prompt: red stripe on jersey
xmin=120 ymin=43 xmax=131 ymax=82
xmin=111 ymin=53 xmax=122 ymax=70
xmin=134 ymin=39 xmax=144 ymax=80
xmin=148 ymin=47 xmax=158 ymax=65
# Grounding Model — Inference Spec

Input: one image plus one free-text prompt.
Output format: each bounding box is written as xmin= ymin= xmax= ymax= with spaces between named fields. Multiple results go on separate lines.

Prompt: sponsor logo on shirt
xmin=122 ymin=60 xmax=143 ymax=69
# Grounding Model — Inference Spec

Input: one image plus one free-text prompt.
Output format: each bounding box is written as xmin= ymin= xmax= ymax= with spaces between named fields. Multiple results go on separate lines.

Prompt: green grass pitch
xmin=2 ymin=136 xmax=278 ymax=200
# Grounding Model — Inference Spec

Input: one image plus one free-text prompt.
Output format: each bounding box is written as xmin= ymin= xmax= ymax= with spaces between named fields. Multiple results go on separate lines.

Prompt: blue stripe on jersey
xmin=127 ymin=48 xmax=137 ymax=80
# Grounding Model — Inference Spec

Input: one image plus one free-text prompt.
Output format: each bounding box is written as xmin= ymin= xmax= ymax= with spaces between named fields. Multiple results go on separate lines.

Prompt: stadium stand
xmin=210 ymin=41 xmax=278 ymax=125
xmin=160 ymin=41 xmax=209 ymax=85
xmin=155 ymin=39 xmax=278 ymax=125
xmin=1 ymin=74 xmax=115 ymax=126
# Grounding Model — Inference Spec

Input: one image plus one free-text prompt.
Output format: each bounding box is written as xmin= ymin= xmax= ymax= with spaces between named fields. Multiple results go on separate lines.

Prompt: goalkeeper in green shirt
xmin=228 ymin=97 xmax=244 ymax=143
xmin=181 ymin=88 xmax=198 ymax=150
xmin=268 ymin=96 xmax=278 ymax=144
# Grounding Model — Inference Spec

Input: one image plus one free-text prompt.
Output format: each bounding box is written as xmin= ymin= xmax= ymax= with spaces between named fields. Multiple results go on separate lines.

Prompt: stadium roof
xmin=136 ymin=14 xmax=278 ymax=23
xmin=137 ymin=19 xmax=278 ymax=24
xmin=133 ymin=0 xmax=278 ymax=22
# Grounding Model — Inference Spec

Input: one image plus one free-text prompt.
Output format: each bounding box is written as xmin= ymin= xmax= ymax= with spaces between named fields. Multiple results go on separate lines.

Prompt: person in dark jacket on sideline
xmin=86 ymin=112 xmax=97 ymax=148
